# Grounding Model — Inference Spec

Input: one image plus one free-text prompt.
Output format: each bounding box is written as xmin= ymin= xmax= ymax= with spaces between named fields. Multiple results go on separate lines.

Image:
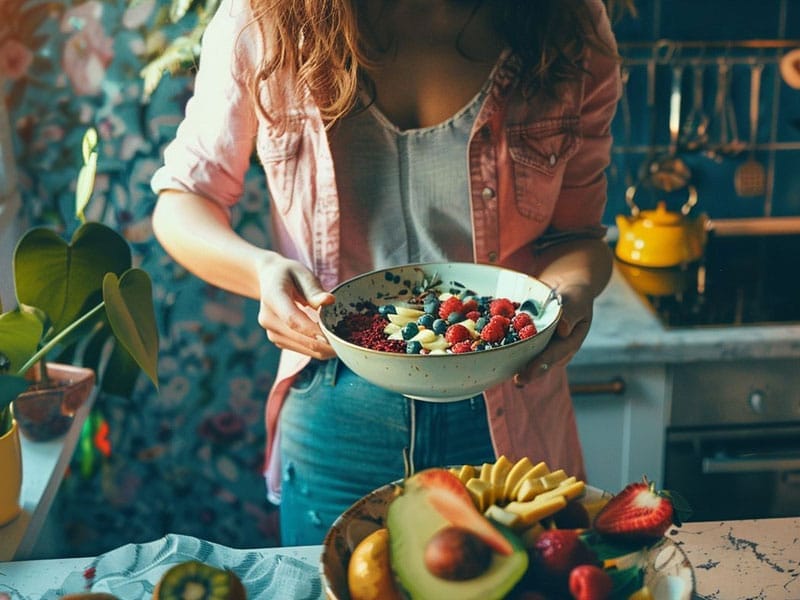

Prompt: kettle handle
xmin=625 ymin=184 xmax=698 ymax=217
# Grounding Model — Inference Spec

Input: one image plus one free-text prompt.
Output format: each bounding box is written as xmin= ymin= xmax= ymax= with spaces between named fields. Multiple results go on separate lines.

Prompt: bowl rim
xmin=319 ymin=262 xmax=563 ymax=359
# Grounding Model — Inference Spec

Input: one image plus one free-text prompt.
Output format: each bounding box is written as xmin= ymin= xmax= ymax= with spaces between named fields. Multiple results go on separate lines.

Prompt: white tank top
xmin=330 ymin=80 xmax=491 ymax=282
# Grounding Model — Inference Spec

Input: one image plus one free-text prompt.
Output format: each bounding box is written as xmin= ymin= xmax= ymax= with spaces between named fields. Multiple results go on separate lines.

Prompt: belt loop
xmin=322 ymin=357 xmax=340 ymax=386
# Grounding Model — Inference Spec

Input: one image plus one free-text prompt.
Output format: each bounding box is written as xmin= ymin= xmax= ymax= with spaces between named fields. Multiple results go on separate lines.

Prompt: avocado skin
xmin=387 ymin=488 xmax=528 ymax=600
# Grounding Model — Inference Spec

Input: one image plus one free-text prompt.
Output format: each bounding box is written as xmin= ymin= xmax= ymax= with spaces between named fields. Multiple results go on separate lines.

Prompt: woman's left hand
xmin=513 ymin=283 xmax=594 ymax=386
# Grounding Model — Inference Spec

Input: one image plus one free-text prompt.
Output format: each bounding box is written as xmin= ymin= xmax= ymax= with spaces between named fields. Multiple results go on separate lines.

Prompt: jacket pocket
xmin=506 ymin=116 xmax=580 ymax=221
xmin=256 ymin=121 xmax=303 ymax=214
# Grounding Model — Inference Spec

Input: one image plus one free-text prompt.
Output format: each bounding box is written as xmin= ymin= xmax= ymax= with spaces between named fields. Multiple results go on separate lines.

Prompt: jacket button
xmin=481 ymin=187 xmax=495 ymax=200
xmin=549 ymin=153 xmax=557 ymax=166
xmin=487 ymin=251 xmax=498 ymax=262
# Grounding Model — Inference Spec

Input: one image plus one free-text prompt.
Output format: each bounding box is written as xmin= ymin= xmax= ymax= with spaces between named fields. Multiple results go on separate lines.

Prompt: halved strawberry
xmin=593 ymin=477 xmax=692 ymax=541
xmin=406 ymin=468 xmax=513 ymax=556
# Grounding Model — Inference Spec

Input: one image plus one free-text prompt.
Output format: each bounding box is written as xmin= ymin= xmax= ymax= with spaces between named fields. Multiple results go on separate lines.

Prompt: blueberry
xmin=406 ymin=341 xmax=423 ymax=354
xmin=378 ymin=304 xmax=397 ymax=316
xmin=447 ymin=311 xmax=465 ymax=324
xmin=423 ymin=298 xmax=440 ymax=316
xmin=417 ymin=313 xmax=435 ymax=328
xmin=401 ymin=322 xmax=419 ymax=340
xmin=475 ymin=317 xmax=488 ymax=332
xmin=432 ymin=319 xmax=448 ymax=335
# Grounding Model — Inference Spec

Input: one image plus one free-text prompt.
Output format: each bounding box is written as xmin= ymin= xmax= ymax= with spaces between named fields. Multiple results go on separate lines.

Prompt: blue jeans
xmin=278 ymin=358 xmax=495 ymax=546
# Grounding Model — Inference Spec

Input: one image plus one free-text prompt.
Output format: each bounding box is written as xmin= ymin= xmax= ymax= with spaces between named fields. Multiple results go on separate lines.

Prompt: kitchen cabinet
xmin=568 ymin=364 xmax=668 ymax=493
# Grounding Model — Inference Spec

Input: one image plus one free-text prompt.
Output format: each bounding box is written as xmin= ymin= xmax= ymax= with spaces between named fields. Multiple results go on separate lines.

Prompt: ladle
xmin=681 ymin=62 xmax=710 ymax=151
xmin=648 ymin=64 xmax=690 ymax=192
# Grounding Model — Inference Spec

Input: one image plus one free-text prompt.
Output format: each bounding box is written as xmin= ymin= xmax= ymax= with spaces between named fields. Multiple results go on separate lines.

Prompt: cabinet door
xmin=568 ymin=365 xmax=668 ymax=492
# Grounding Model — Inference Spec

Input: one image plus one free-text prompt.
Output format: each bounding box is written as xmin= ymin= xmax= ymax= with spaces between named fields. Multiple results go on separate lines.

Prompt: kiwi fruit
xmin=152 ymin=560 xmax=246 ymax=600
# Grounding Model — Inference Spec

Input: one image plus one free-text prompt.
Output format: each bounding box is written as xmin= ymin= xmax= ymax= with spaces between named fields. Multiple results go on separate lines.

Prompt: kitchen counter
xmin=0 ymin=518 xmax=797 ymax=599
xmin=573 ymin=265 xmax=800 ymax=367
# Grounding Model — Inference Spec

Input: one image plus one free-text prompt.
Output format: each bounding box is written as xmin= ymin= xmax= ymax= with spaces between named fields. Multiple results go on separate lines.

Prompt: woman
xmin=151 ymin=0 xmax=628 ymax=545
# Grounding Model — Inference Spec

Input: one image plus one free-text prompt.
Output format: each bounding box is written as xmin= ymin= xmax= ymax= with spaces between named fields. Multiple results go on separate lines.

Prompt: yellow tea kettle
xmin=615 ymin=184 xmax=708 ymax=268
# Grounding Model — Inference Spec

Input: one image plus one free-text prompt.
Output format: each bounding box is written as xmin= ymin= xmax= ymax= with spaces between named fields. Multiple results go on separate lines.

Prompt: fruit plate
xmin=319 ymin=262 xmax=562 ymax=402
xmin=319 ymin=481 xmax=695 ymax=600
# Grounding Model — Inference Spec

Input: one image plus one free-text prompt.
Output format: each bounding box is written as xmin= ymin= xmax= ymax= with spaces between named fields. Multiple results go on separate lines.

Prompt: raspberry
xmin=445 ymin=324 xmax=472 ymax=344
xmin=489 ymin=298 xmax=516 ymax=318
xmin=461 ymin=299 xmax=479 ymax=314
xmin=489 ymin=315 xmax=510 ymax=330
xmin=518 ymin=324 xmax=538 ymax=339
xmin=465 ymin=310 xmax=482 ymax=321
xmin=480 ymin=321 xmax=506 ymax=343
xmin=438 ymin=297 xmax=464 ymax=320
xmin=512 ymin=312 xmax=533 ymax=331
xmin=450 ymin=340 xmax=473 ymax=353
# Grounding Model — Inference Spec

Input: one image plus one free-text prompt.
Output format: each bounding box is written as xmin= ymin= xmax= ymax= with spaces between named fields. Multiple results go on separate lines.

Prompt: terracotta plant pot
xmin=0 ymin=420 xmax=22 ymax=526
xmin=13 ymin=363 xmax=95 ymax=442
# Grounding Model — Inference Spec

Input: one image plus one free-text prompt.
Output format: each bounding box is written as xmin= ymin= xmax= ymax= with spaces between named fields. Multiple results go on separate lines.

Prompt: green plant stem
xmin=16 ymin=302 xmax=105 ymax=376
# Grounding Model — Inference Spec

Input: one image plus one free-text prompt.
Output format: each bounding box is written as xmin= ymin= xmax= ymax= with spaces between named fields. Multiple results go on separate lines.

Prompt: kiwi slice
xmin=152 ymin=560 xmax=246 ymax=600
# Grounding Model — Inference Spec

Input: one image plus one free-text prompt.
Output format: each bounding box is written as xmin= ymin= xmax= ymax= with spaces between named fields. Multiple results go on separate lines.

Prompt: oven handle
xmin=702 ymin=455 xmax=800 ymax=474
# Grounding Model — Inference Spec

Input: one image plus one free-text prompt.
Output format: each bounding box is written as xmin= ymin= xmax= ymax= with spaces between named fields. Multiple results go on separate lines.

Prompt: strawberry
xmin=568 ymin=564 xmax=613 ymax=600
xmin=593 ymin=477 xmax=691 ymax=541
xmin=530 ymin=529 xmax=597 ymax=592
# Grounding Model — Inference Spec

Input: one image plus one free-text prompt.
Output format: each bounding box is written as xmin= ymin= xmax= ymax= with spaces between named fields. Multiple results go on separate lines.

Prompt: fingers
xmin=258 ymin=302 xmax=336 ymax=359
xmin=255 ymin=257 xmax=337 ymax=359
xmin=513 ymin=309 xmax=591 ymax=387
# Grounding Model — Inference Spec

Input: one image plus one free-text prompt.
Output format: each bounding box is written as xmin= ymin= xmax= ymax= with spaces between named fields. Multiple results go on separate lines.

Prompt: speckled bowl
xmin=319 ymin=481 xmax=695 ymax=600
xmin=319 ymin=262 xmax=562 ymax=402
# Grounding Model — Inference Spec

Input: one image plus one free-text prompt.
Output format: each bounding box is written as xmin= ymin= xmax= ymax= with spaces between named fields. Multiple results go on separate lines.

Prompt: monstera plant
xmin=0 ymin=127 xmax=159 ymax=438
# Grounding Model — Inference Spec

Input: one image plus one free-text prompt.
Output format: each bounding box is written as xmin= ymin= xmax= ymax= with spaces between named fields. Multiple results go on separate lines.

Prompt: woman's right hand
xmin=255 ymin=254 xmax=337 ymax=359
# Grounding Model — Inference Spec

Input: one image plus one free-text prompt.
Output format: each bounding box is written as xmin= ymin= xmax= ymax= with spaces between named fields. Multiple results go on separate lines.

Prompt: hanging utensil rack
xmin=619 ymin=38 xmax=800 ymax=67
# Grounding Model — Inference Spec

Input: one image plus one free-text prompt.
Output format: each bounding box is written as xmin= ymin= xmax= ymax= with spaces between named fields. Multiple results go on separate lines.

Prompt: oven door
xmin=664 ymin=424 xmax=800 ymax=521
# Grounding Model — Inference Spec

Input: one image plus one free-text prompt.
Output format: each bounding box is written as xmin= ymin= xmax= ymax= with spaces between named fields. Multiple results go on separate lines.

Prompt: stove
xmin=616 ymin=223 xmax=800 ymax=329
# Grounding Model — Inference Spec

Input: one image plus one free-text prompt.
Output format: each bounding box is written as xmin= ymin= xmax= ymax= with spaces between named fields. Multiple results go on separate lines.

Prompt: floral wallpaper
xmin=2 ymin=0 xmax=282 ymax=557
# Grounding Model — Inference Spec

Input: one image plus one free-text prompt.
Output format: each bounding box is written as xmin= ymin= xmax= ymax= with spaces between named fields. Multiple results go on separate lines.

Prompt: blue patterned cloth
xmin=0 ymin=534 xmax=323 ymax=600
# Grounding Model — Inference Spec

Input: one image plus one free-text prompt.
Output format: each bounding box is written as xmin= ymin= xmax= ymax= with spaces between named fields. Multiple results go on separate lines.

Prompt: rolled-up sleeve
xmin=150 ymin=0 xmax=258 ymax=209
xmin=546 ymin=0 xmax=621 ymax=236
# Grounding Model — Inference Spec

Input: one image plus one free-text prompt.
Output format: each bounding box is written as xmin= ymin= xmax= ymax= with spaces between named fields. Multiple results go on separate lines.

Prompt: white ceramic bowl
xmin=319 ymin=262 xmax=562 ymax=402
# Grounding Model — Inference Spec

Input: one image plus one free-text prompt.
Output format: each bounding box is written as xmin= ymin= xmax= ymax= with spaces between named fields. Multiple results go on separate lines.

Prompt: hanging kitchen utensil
xmin=648 ymin=63 xmax=691 ymax=192
xmin=734 ymin=62 xmax=766 ymax=197
xmin=681 ymin=61 xmax=710 ymax=151
xmin=615 ymin=184 xmax=708 ymax=268
xmin=721 ymin=63 xmax=745 ymax=156
xmin=620 ymin=65 xmax=634 ymax=187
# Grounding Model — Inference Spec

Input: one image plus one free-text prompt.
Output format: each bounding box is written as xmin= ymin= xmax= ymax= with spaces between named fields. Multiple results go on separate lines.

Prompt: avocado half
xmin=387 ymin=487 xmax=528 ymax=600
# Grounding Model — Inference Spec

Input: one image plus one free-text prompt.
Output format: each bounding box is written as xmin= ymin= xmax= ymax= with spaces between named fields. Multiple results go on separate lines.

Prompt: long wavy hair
xmin=248 ymin=0 xmax=635 ymax=128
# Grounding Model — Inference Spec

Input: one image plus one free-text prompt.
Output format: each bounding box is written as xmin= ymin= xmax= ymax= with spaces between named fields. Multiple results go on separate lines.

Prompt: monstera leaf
xmin=14 ymin=223 xmax=131 ymax=336
xmin=0 ymin=310 xmax=43 ymax=373
xmin=103 ymin=270 xmax=159 ymax=388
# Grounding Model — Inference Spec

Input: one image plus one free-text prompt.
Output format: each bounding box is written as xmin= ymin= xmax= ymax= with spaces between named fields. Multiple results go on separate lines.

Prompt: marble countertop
xmin=572 ymin=265 xmax=800 ymax=367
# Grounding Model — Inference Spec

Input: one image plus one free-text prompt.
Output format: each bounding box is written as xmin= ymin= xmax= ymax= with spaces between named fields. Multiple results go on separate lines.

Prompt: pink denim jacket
xmin=151 ymin=0 xmax=621 ymax=498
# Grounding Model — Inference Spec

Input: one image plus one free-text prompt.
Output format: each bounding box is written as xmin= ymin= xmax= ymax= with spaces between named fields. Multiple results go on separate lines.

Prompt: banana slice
xmin=502 ymin=457 xmax=535 ymax=500
xmin=395 ymin=306 xmax=425 ymax=318
xmin=490 ymin=455 xmax=513 ymax=498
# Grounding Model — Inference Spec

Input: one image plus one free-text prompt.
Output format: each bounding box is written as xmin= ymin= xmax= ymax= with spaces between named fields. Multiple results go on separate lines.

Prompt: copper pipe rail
xmin=569 ymin=376 xmax=627 ymax=396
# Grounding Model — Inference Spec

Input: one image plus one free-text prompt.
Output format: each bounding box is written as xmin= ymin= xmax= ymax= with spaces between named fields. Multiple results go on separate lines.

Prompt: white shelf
xmin=0 ymin=392 xmax=95 ymax=561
